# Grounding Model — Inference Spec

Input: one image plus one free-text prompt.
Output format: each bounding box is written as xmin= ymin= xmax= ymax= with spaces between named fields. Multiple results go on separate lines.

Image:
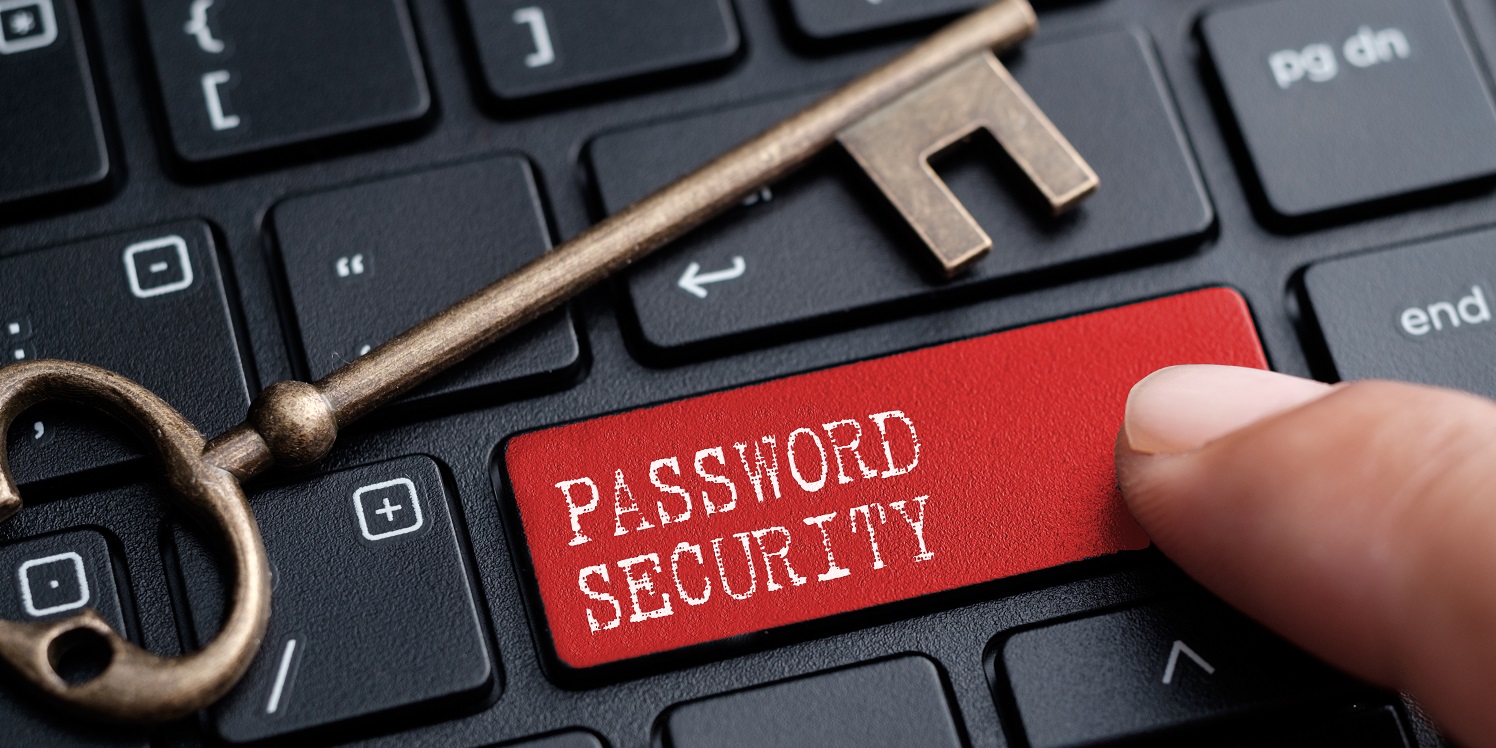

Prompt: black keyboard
xmin=1 ymin=0 xmax=1484 ymax=745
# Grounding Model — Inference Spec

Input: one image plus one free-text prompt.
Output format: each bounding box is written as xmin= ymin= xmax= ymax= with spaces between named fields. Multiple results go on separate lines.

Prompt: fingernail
xmin=1123 ymin=365 xmax=1334 ymax=455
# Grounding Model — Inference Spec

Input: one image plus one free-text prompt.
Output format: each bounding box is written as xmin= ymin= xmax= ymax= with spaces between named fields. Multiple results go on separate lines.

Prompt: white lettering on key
xmin=677 ymin=256 xmax=746 ymax=299
xmin=184 ymin=0 xmax=225 ymax=54
xmin=1400 ymin=285 xmax=1492 ymax=337
xmin=200 ymin=70 xmax=240 ymax=130
xmin=513 ymin=7 xmax=555 ymax=68
xmin=1343 ymin=25 xmax=1409 ymax=68
xmin=1269 ymin=43 xmax=1337 ymax=88
xmin=1269 ymin=26 xmax=1409 ymax=89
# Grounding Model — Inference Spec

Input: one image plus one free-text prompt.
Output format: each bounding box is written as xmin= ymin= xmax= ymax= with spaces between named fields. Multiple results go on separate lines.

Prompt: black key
xmin=0 ymin=529 xmax=147 ymax=747
xmin=0 ymin=0 xmax=108 ymax=209
xmin=1302 ymin=227 xmax=1496 ymax=396
xmin=590 ymin=27 xmax=1212 ymax=356
xmin=1201 ymin=0 xmax=1496 ymax=219
xmin=1000 ymin=598 xmax=1355 ymax=748
xmin=500 ymin=732 xmax=604 ymax=748
xmin=1218 ymin=705 xmax=1409 ymax=747
xmin=139 ymin=0 xmax=428 ymax=164
xmin=272 ymin=156 xmax=580 ymax=404
xmin=461 ymin=0 xmax=739 ymax=103
xmin=1 ymin=222 xmax=249 ymax=485
xmin=663 ymin=656 xmax=963 ymax=748
xmin=172 ymin=456 xmax=492 ymax=743
xmin=787 ymin=0 xmax=982 ymax=41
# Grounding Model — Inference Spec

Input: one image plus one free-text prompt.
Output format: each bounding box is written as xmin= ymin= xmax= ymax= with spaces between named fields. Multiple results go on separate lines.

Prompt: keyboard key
xmin=663 ymin=657 xmax=962 ymax=748
xmin=462 ymin=0 xmax=739 ymax=103
xmin=1 ymin=222 xmax=249 ymax=485
xmin=0 ymin=0 xmax=109 ymax=209
xmin=1219 ymin=706 xmax=1409 ymax=747
xmin=1001 ymin=598 xmax=1356 ymax=748
xmin=501 ymin=732 xmax=605 ymax=748
xmin=172 ymin=456 xmax=492 ymax=743
xmin=590 ymin=27 xmax=1212 ymax=355
xmin=504 ymin=289 xmax=1263 ymax=671
xmin=139 ymin=0 xmax=429 ymax=164
xmin=0 ymin=529 xmax=148 ymax=747
xmin=787 ymin=0 xmax=983 ymax=41
xmin=1302 ymin=227 xmax=1496 ymax=396
xmin=272 ymin=156 xmax=580 ymax=404
xmin=1201 ymin=0 xmax=1496 ymax=219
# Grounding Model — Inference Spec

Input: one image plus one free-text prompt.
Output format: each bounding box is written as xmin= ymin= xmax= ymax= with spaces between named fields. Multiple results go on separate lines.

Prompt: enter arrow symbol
xmin=1161 ymin=640 xmax=1215 ymax=685
xmin=678 ymin=256 xmax=746 ymax=299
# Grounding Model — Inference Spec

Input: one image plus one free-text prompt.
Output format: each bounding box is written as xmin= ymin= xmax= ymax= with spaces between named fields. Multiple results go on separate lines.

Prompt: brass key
xmin=0 ymin=0 xmax=1094 ymax=723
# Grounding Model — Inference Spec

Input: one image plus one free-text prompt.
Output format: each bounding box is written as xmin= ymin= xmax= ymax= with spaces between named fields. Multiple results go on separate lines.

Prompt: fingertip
xmin=1117 ymin=375 xmax=1496 ymax=746
xmin=1121 ymin=365 xmax=1333 ymax=456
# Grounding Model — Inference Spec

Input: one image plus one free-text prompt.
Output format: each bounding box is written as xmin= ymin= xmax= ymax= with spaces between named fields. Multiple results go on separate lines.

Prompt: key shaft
xmin=205 ymin=0 xmax=1041 ymax=478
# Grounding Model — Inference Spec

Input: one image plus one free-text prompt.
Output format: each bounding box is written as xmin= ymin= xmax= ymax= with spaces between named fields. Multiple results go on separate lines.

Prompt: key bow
xmin=0 ymin=360 xmax=269 ymax=722
xmin=0 ymin=0 xmax=1093 ymax=723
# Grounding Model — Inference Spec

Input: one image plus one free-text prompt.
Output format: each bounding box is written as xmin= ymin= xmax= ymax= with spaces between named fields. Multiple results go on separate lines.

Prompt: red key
xmin=504 ymin=288 xmax=1266 ymax=671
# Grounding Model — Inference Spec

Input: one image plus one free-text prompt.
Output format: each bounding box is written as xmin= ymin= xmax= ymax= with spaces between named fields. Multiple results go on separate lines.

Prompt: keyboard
xmin=0 ymin=0 xmax=1482 ymax=745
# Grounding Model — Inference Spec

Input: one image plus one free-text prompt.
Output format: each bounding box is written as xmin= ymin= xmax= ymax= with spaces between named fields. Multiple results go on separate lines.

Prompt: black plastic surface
xmin=271 ymin=155 xmax=580 ymax=404
xmin=663 ymin=656 xmax=964 ymax=748
xmin=1303 ymin=226 xmax=1496 ymax=396
xmin=500 ymin=731 xmax=606 ymax=748
xmin=139 ymin=0 xmax=429 ymax=164
xmin=1218 ymin=705 xmax=1410 ymax=747
xmin=0 ymin=0 xmax=108 ymax=210
xmin=0 ymin=221 xmax=249 ymax=485
xmin=592 ymin=28 xmax=1212 ymax=355
xmin=1202 ymin=0 xmax=1496 ymax=219
xmin=0 ymin=529 xmax=147 ymax=747
xmin=0 ymin=0 xmax=1480 ymax=744
xmin=172 ymin=455 xmax=492 ymax=744
xmin=999 ymin=597 xmax=1356 ymax=748
xmin=786 ymin=0 xmax=985 ymax=40
xmin=461 ymin=0 xmax=740 ymax=103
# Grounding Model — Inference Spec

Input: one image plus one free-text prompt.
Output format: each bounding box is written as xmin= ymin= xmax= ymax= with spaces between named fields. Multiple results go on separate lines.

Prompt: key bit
xmin=840 ymin=50 xmax=1098 ymax=277
xmin=0 ymin=0 xmax=1094 ymax=724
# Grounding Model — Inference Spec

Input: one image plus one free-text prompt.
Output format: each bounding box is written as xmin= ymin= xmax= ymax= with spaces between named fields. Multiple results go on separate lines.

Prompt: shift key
xmin=1304 ymin=227 xmax=1496 ymax=396
xmin=503 ymin=288 xmax=1266 ymax=672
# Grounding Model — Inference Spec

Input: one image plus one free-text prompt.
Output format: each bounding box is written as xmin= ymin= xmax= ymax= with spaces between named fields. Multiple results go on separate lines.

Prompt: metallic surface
xmin=0 ymin=0 xmax=1093 ymax=721
xmin=0 ymin=361 xmax=269 ymax=722
xmin=840 ymin=51 xmax=1099 ymax=276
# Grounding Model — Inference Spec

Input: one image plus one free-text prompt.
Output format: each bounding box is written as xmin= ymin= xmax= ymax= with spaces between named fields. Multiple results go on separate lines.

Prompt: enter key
xmin=1302 ymin=226 xmax=1496 ymax=397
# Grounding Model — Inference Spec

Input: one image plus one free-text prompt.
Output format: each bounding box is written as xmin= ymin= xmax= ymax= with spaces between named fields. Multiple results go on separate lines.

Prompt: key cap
xmin=272 ymin=156 xmax=580 ymax=405
xmin=590 ymin=27 xmax=1211 ymax=356
xmin=1201 ymin=0 xmax=1496 ymax=219
xmin=787 ymin=0 xmax=984 ymax=41
xmin=1001 ymin=598 xmax=1358 ymax=748
xmin=663 ymin=656 xmax=963 ymax=748
xmin=0 ymin=529 xmax=148 ymax=747
xmin=1 ymin=222 xmax=249 ymax=485
xmin=503 ymin=288 xmax=1263 ymax=673
xmin=461 ymin=0 xmax=739 ymax=103
xmin=501 ymin=732 xmax=604 ymax=748
xmin=0 ymin=0 xmax=109 ymax=210
xmin=171 ymin=455 xmax=492 ymax=743
xmin=1217 ymin=705 xmax=1409 ymax=747
xmin=1302 ymin=227 xmax=1496 ymax=396
xmin=139 ymin=0 xmax=429 ymax=165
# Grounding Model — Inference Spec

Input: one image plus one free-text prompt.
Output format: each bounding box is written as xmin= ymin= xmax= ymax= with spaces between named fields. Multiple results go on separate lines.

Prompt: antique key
xmin=0 ymin=0 xmax=1094 ymax=723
